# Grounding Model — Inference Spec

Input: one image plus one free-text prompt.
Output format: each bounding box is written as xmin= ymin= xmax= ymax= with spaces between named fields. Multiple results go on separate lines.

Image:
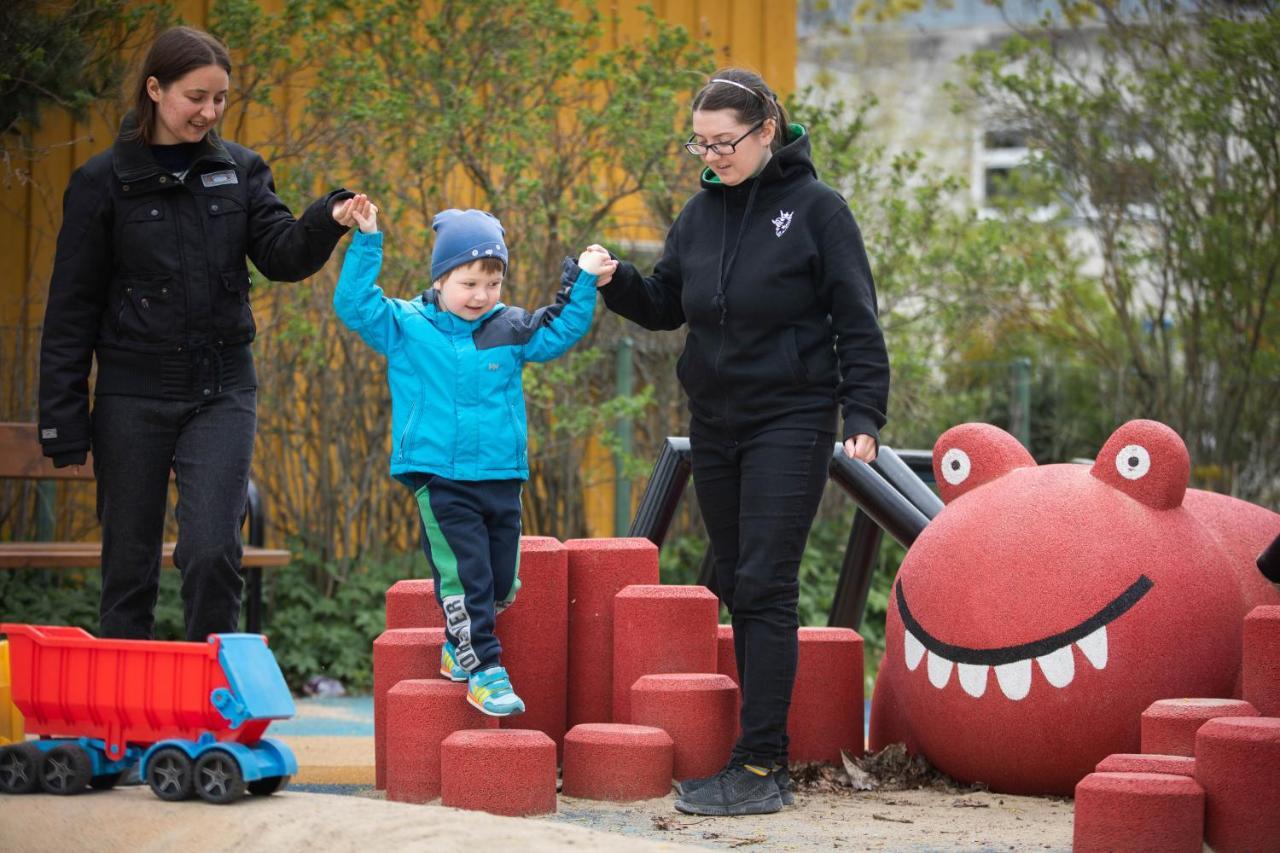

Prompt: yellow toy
xmin=0 ymin=640 xmax=24 ymax=745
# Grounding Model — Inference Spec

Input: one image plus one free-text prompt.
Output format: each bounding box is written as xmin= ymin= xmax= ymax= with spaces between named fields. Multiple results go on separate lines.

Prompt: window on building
xmin=974 ymin=127 xmax=1039 ymax=217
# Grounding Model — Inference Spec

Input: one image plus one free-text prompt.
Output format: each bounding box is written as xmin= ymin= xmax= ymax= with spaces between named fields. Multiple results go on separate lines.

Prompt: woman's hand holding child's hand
xmin=348 ymin=194 xmax=379 ymax=234
xmin=579 ymin=244 xmax=618 ymax=287
xmin=332 ymin=196 xmax=355 ymax=226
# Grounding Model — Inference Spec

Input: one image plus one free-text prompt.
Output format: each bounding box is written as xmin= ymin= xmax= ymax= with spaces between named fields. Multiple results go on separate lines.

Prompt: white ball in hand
xmin=578 ymin=249 xmax=608 ymax=275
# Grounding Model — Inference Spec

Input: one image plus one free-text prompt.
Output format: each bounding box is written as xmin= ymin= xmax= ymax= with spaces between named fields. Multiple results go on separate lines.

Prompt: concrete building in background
xmin=797 ymin=0 xmax=1106 ymax=217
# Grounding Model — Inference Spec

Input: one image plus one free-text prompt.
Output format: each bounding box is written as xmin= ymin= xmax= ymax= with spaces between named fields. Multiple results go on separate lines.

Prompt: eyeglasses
xmin=684 ymin=120 xmax=765 ymax=157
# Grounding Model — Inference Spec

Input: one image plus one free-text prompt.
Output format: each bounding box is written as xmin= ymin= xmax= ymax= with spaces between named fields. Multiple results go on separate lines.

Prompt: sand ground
xmin=1 ymin=700 xmax=1075 ymax=850
xmin=0 ymin=780 xmax=1073 ymax=851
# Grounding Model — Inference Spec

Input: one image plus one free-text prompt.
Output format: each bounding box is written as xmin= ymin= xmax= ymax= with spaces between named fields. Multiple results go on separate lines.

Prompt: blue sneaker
xmin=466 ymin=666 xmax=525 ymax=717
xmin=440 ymin=641 xmax=468 ymax=682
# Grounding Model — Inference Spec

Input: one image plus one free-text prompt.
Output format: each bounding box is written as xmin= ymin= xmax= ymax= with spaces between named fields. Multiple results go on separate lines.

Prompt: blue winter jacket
xmin=334 ymin=230 xmax=597 ymax=482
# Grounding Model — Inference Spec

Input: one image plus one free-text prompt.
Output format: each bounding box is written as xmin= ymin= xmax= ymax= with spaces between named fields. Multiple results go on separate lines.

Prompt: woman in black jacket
xmin=37 ymin=26 xmax=356 ymax=642
xmin=597 ymin=68 xmax=890 ymax=816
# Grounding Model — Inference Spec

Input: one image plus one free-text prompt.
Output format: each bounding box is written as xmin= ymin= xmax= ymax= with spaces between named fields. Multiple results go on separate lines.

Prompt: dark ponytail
xmin=690 ymin=68 xmax=791 ymax=153
xmin=127 ymin=26 xmax=232 ymax=143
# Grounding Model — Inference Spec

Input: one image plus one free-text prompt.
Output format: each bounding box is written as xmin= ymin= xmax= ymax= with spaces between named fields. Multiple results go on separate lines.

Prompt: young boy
xmin=334 ymin=195 xmax=615 ymax=716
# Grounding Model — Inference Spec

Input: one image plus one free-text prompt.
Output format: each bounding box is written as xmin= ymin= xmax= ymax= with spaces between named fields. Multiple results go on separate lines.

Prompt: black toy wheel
xmin=90 ymin=772 xmax=122 ymax=790
xmin=247 ymin=774 xmax=290 ymax=796
xmin=146 ymin=747 xmax=194 ymax=801
xmin=0 ymin=743 xmax=43 ymax=794
xmin=194 ymin=750 xmax=246 ymax=804
xmin=40 ymin=744 xmax=93 ymax=794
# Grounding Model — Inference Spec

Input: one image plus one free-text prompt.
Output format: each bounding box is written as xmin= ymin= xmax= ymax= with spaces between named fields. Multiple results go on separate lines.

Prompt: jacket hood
xmin=699 ymin=123 xmax=816 ymax=191
xmin=113 ymin=111 xmax=235 ymax=182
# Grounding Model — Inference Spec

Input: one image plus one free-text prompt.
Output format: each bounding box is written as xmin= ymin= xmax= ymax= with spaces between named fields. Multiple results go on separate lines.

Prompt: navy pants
xmin=92 ymin=389 xmax=256 ymax=641
xmin=690 ymin=424 xmax=833 ymax=768
xmin=406 ymin=474 xmax=522 ymax=672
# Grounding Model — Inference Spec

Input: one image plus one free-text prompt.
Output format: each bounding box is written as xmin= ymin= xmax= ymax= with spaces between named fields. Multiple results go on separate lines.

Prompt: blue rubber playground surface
xmin=275 ymin=695 xmax=375 ymax=737
xmin=281 ymin=695 xmax=873 ymax=738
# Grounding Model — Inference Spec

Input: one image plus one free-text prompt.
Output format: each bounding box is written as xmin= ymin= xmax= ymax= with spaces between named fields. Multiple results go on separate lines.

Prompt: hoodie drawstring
xmin=713 ymin=177 xmax=761 ymax=326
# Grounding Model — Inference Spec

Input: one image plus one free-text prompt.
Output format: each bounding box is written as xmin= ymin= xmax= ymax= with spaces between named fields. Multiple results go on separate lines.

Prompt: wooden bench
xmin=0 ymin=422 xmax=289 ymax=633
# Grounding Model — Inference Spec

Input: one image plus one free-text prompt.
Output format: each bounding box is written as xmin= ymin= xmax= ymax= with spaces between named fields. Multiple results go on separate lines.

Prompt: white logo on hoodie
xmin=772 ymin=210 xmax=793 ymax=238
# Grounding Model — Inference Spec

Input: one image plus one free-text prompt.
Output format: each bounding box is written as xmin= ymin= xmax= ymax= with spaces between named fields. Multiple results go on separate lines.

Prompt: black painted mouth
xmin=896 ymin=575 xmax=1154 ymax=666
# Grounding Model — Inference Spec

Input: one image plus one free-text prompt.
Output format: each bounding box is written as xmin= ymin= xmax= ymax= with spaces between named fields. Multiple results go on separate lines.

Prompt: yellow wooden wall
xmin=0 ymin=0 xmax=795 ymax=537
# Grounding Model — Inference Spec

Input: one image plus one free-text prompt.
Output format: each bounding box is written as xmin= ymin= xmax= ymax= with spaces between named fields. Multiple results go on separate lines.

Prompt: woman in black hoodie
xmin=37 ymin=26 xmax=356 ymax=642
xmin=597 ymin=68 xmax=890 ymax=816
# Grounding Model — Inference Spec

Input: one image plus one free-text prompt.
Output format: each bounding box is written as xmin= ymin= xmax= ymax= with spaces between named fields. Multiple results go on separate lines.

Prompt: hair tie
xmin=710 ymin=77 xmax=765 ymax=100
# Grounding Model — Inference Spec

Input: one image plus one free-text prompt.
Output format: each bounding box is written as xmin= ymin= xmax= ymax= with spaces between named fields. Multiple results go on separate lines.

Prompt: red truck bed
xmin=2 ymin=624 xmax=270 ymax=760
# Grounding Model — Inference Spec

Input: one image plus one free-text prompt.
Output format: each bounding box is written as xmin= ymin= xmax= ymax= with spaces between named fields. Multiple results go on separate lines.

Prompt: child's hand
xmin=577 ymin=244 xmax=612 ymax=277
xmin=349 ymin=193 xmax=379 ymax=234
xmin=594 ymin=257 xmax=618 ymax=287
xmin=579 ymin=243 xmax=618 ymax=287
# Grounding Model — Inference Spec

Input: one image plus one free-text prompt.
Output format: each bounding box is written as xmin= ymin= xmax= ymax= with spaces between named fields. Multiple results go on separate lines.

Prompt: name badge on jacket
xmin=201 ymin=170 xmax=239 ymax=188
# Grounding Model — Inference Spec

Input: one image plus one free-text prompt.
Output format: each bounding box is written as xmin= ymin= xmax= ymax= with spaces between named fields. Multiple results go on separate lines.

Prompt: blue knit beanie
xmin=430 ymin=209 xmax=509 ymax=282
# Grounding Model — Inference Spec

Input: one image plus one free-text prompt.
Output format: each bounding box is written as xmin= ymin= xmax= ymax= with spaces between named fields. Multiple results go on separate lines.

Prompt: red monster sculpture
xmin=868 ymin=419 xmax=1280 ymax=795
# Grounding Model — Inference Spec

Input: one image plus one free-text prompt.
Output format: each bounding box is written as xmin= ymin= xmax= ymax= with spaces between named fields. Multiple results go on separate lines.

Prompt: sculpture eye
xmin=1114 ymin=444 xmax=1151 ymax=480
xmin=941 ymin=447 xmax=971 ymax=485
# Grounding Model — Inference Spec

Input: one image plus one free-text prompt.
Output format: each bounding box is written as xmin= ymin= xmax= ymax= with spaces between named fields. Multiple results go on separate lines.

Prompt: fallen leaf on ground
xmin=841 ymin=749 xmax=877 ymax=791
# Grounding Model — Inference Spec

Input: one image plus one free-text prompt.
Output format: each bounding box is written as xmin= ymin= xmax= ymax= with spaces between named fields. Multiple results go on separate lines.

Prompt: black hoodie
xmin=602 ymin=125 xmax=890 ymax=443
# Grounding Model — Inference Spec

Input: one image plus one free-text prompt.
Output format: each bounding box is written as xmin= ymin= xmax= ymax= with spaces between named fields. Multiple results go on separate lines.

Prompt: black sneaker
xmin=676 ymin=764 xmax=795 ymax=806
xmin=772 ymin=765 xmax=795 ymax=806
xmin=673 ymin=763 xmax=783 ymax=816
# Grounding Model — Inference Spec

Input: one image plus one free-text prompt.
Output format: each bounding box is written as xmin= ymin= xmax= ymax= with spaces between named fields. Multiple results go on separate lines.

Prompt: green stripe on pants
xmin=415 ymin=482 xmax=463 ymax=598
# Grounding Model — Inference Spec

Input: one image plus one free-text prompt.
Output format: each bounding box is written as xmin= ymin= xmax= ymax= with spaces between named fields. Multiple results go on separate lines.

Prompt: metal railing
xmin=627 ymin=438 xmax=940 ymax=630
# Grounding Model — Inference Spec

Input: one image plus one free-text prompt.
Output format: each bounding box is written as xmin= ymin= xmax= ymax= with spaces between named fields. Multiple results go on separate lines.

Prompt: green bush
xmin=0 ymin=568 xmax=185 ymax=639
xmin=259 ymin=552 xmax=419 ymax=693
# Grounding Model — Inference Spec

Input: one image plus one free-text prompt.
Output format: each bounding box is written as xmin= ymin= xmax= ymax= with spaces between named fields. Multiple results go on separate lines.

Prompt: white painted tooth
xmin=927 ymin=651 xmax=954 ymax=688
xmin=1077 ymin=625 xmax=1109 ymax=670
xmin=1036 ymin=645 xmax=1075 ymax=688
xmin=994 ymin=659 xmax=1032 ymax=700
xmin=957 ymin=663 xmax=989 ymax=698
xmin=904 ymin=629 xmax=925 ymax=671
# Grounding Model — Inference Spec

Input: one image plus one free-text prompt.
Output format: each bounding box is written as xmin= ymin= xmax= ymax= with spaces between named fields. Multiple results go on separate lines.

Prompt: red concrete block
xmin=1073 ymin=772 xmax=1205 ymax=853
xmin=1243 ymin=605 xmax=1280 ymax=717
xmin=561 ymin=723 xmax=674 ymax=801
xmin=612 ymin=585 xmax=718 ymax=723
xmin=716 ymin=624 xmax=738 ymax=685
xmin=788 ymin=627 xmax=864 ymax=763
xmin=1195 ymin=716 xmax=1280 ymax=853
xmin=385 ymin=579 xmax=444 ymax=629
xmin=495 ymin=537 xmax=568 ymax=751
xmin=440 ymin=729 xmax=557 ymax=816
xmin=373 ymin=627 xmax=445 ymax=789
xmin=1141 ymin=697 xmax=1258 ymax=757
xmin=564 ymin=538 xmax=660 ymax=727
xmin=385 ymin=680 xmax=497 ymax=804
xmin=631 ymin=673 xmax=737 ymax=780
xmin=1095 ymin=753 xmax=1195 ymax=778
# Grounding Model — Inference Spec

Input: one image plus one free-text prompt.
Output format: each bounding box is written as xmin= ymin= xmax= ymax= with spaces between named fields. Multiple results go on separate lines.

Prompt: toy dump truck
xmin=0 ymin=624 xmax=296 ymax=803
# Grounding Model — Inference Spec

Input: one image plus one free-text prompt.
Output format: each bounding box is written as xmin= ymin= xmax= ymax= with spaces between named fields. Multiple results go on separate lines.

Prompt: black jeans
xmin=92 ymin=389 xmax=256 ymax=641
xmin=690 ymin=424 xmax=833 ymax=768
